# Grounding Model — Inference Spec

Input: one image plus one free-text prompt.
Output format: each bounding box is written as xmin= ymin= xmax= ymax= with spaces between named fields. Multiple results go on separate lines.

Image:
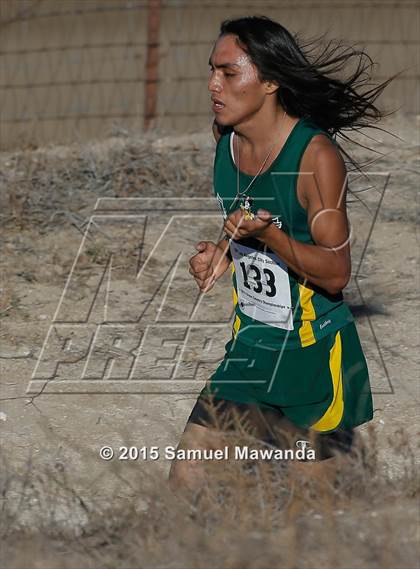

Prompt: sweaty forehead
xmin=209 ymin=35 xmax=251 ymax=68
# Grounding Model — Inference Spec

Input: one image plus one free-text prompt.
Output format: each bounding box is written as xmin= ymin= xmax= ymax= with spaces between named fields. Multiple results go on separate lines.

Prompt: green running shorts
xmin=200 ymin=321 xmax=373 ymax=433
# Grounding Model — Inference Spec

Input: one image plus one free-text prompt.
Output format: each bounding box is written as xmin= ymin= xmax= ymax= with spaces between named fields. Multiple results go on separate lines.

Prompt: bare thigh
xmin=168 ymin=402 xmax=307 ymax=492
xmin=187 ymin=396 xmax=310 ymax=447
xmin=169 ymin=399 xmax=354 ymax=492
xmin=187 ymin=395 xmax=355 ymax=459
xmin=168 ymin=422 xmax=227 ymax=492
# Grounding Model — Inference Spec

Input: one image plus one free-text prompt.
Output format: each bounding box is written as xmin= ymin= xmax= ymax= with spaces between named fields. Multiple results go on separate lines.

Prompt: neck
xmin=234 ymin=105 xmax=291 ymax=152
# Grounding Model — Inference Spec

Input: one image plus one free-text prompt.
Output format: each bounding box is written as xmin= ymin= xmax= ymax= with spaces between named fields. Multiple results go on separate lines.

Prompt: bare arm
xmin=187 ymin=121 xmax=232 ymax=293
xmin=223 ymin=137 xmax=351 ymax=295
xmin=258 ymin=139 xmax=351 ymax=294
xmin=216 ymin=234 xmax=232 ymax=262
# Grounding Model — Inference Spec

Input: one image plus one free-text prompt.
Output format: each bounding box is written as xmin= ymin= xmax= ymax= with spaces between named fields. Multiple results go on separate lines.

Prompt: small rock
xmin=0 ymin=348 xmax=32 ymax=359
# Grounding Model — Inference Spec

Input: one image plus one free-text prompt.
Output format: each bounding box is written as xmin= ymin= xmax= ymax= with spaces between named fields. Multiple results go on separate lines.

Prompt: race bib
xmin=231 ymin=241 xmax=294 ymax=330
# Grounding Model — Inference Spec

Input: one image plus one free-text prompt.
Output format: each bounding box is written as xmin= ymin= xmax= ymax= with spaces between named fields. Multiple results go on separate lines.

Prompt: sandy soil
xmin=0 ymin=112 xmax=419 ymax=540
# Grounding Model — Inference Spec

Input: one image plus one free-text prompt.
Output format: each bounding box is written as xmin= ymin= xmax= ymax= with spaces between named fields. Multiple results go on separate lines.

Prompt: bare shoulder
xmin=301 ymin=133 xmax=345 ymax=174
xmin=298 ymin=133 xmax=348 ymax=210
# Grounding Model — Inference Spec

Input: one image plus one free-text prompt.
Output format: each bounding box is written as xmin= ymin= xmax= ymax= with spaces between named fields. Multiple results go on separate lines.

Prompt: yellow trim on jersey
xmin=233 ymin=315 xmax=241 ymax=339
xmin=311 ymin=330 xmax=344 ymax=432
xmin=232 ymin=264 xmax=238 ymax=307
xmin=298 ymin=282 xmax=316 ymax=347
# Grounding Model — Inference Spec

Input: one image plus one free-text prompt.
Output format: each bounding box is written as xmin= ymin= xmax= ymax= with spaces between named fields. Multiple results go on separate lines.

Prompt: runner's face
xmin=208 ymin=34 xmax=268 ymax=126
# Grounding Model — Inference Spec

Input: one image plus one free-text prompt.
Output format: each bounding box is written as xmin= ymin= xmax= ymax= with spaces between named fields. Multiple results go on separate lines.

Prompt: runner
xmin=169 ymin=15 xmax=397 ymax=491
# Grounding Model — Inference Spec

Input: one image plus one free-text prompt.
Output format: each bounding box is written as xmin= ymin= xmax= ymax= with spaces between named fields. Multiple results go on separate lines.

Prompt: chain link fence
xmin=0 ymin=0 xmax=419 ymax=150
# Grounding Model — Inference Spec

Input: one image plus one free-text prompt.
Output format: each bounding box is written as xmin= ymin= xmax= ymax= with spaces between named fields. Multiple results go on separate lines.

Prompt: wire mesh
xmin=0 ymin=0 xmax=419 ymax=149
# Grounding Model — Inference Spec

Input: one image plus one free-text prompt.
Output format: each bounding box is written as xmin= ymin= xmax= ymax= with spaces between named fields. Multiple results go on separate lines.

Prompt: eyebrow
xmin=208 ymin=57 xmax=240 ymax=70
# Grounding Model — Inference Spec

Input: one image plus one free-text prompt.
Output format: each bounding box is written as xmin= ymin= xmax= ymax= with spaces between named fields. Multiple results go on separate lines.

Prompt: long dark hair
xmin=218 ymin=15 xmax=406 ymax=174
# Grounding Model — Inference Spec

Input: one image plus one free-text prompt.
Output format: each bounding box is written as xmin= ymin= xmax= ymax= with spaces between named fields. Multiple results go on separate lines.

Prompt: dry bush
xmin=0 ymin=133 xmax=213 ymax=231
xmin=1 ymin=117 xmax=418 ymax=568
xmin=0 ymin=407 xmax=418 ymax=569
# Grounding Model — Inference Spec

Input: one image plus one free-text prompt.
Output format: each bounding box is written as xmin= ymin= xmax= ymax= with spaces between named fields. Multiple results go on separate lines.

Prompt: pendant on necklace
xmin=240 ymin=195 xmax=255 ymax=220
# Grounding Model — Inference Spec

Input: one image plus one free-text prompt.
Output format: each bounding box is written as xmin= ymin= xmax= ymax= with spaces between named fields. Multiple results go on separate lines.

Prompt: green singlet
xmin=214 ymin=116 xmax=353 ymax=350
xmin=199 ymin=117 xmax=373 ymax=433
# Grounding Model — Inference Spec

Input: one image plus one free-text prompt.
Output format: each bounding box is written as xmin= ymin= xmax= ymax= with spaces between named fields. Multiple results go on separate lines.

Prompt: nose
xmin=208 ymin=69 xmax=222 ymax=93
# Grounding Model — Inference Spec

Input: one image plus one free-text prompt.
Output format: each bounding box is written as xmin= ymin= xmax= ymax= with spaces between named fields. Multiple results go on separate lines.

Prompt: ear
xmin=264 ymin=80 xmax=279 ymax=95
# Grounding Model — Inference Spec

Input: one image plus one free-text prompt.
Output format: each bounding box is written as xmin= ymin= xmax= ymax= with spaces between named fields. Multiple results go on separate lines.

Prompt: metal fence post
xmin=144 ymin=0 xmax=161 ymax=131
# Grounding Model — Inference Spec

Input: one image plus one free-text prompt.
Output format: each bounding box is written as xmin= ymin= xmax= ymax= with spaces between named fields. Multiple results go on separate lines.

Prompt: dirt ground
xmin=0 ymin=112 xmax=419 ymax=567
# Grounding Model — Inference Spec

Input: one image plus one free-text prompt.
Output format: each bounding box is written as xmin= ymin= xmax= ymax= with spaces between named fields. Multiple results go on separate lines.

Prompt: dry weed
xmin=0 ymin=404 xmax=418 ymax=569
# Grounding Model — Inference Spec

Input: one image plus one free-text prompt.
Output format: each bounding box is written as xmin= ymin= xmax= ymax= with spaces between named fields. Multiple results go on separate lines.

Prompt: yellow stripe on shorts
xmin=231 ymin=264 xmax=241 ymax=338
xmin=232 ymin=263 xmax=238 ymax=307
xmin=311 ymin=330 xmax=344 ymax=432
xmin=298 ymin=282 xmax=316 ymax=347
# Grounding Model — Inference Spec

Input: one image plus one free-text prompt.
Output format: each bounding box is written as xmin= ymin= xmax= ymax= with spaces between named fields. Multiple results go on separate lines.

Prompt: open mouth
xmin=212 ymin=99 xmax=225 ymax=111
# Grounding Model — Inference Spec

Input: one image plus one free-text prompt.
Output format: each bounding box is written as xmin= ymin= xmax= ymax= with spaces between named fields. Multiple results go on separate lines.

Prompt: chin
xmin=214 ymin=114 xmax=230 ymax=125
xmin=229 ymin=113 xmax=256 ymax=129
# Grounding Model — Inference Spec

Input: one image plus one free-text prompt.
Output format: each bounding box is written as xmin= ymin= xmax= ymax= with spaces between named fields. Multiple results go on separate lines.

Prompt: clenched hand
xmin=189 ymin=240 xmax=231 ymax=293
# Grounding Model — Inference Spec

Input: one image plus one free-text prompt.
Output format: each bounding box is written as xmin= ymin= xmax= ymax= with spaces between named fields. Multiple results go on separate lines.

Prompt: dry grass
xmin=0 ymin=132 xmax=214 ymax=231
xmin=0 ymin=411 xmax=418 ymax=569
xmin=0 ymin=117 xmax=419 ymax=568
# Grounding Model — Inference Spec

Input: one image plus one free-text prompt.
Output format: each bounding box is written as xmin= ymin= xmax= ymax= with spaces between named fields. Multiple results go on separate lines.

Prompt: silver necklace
xmin=231 ymin=110 xmax=287 ymax=220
